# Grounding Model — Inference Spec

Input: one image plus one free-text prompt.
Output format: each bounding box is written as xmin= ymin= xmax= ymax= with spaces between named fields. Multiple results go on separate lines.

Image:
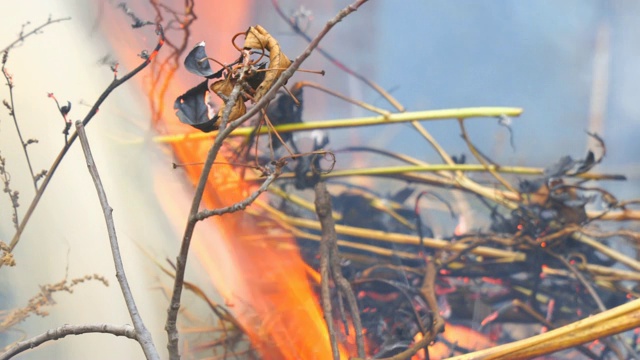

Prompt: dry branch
xmin=76 ymin=121 xmax=159 ymax=360
xmin=315 ymin=181 xmax=365 ymax=359
xmin=0 ymin=16 xmax=71 ymax=53
xmin=0 ymin=323 xmax=136 ymax=360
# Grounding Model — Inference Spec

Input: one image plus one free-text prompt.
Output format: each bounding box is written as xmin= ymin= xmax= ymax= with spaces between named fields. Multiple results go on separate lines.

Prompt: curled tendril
xmin=311 ymin=151 xmax=336 ymax=175
xmin=231 ymin=31 xmax=266 ymax=66
xmin=278 ymin=150 xmax=336 ymax=175
xmin=199 ymin=57 xmax=232 ymax=77
xmin=567 ymin=252 xmax=588 ymax=266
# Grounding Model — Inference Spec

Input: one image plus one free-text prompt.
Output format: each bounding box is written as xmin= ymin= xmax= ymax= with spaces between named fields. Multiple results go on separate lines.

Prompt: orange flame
xmin=100 ymin=1 xmax=342 ymax=358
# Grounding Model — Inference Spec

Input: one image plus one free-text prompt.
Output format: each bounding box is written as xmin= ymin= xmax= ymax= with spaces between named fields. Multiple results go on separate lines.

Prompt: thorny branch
xmin=76 ymin=121 xmax=159 ymax=360
xmin=4 ymin=25 xmax=165 ymax=262
xmin=0 ymin=323 xmax=137 ymax=360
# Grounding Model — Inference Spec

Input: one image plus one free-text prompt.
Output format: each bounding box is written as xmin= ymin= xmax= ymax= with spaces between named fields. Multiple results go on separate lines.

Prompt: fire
xmin=100 ymin=1 xmax=341 ymax=358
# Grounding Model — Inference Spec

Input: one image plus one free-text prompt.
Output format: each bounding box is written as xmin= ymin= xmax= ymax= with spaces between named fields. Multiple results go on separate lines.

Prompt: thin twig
xmin=0 ymin=16 xmax=71 ymax=53
xmin=76 ymin=121 xmax=159 ymax=360
xmin=0 ymin=323 xmax=136 ymax=360
xmin=194 ymin=172 xmax=279 ymax=221
xmin=294 ymin=81 xmax=391 ymax=116
xmin=5 ymin=25 xmax=165 ymax=261
xmin=458 ymin=118 xmax=519 ymax=194
xmin=2 ymin=58 xmax=37 ymax=191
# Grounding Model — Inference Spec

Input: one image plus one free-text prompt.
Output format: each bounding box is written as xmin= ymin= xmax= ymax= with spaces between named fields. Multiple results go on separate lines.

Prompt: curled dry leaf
xmin=243 ymin=25 xmax=291 ymax=101
xmin=175 ymin=25 xmax=292 ymax=131
xmin=210 ymin=76 xmax=246 ymax=123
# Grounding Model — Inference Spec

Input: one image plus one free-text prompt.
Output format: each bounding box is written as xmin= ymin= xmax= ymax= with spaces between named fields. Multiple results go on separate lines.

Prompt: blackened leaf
xmin=544 ymin=155 xmax=576 ymax=177
xmin=60 ymin=101 xmax=71 ymax=116
xmin=573 ymin=151 xmax=595 ymax=175
xmin=452 ymin=153 xmax=466 ymax=164
xmin=184 ymin=42 xmax=223 ymax=79
xmin=174 ymin=80 xmax=219 ymax=132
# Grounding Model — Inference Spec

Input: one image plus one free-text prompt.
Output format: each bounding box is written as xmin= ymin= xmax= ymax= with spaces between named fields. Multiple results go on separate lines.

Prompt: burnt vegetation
xmin=2 ymin=2 xmax=640 ymax=360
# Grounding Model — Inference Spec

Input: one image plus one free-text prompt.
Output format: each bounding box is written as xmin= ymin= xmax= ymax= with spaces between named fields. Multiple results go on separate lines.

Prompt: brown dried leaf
xmin=243 ymin=25 xmax=291 ymax=101
xmin=210 ymin=77 xmax=247 ymax=123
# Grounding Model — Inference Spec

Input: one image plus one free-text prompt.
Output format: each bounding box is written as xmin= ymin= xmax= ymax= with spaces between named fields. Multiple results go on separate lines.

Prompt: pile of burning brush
xmin=170 ymin=23 xmax=640 ymax=360
xmin=176 ymin=83 xmax=640 ymax=358
xmin=257 ymin=120 xmax=640 ymax=359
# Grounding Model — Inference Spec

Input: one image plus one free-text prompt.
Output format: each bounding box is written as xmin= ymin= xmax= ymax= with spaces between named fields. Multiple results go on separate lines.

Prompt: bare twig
xmin=75 ymin=121 xmax=159 ymax=360
xmin=0 ymin=323 xmax=136 ymax=360
xmin=2 ymin=55 xmax=38 ymax=191
xmin=0 ymin=16 xmax=71 ymax=53
xmin=194 ymin=172 xmax=279 ymax=221
xmin=5 ymin=25 xmax=165 ymax=261
xmin=165 ymin=2 xmax=370 ymax=358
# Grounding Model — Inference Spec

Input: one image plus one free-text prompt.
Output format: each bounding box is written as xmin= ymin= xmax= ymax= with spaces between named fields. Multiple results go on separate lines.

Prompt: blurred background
xmin=1 ymin=1 xmax=639 ymax=359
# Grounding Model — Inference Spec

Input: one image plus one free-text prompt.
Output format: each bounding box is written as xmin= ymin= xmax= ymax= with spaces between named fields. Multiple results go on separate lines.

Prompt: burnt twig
xmin=314 ymin=181 xmax=366 ymax=359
